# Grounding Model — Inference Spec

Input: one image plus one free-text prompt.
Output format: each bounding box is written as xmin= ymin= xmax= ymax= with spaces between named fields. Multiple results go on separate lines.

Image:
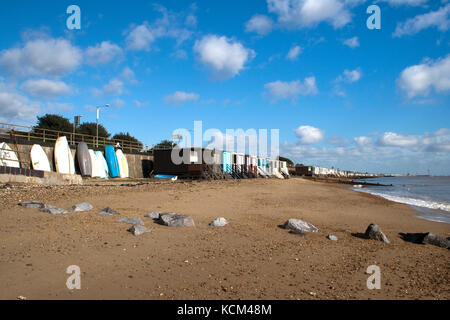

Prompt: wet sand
xmin=0 ymin=178 xmax=448 ymax=300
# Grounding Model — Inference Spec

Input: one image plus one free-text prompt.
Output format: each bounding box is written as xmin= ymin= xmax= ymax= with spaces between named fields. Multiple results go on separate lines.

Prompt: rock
xmin=423 ymin=233 xmax=450 ymax=249
xmin=72 ymin=202 xmax=93 ymax=212
xmin=144 ymin=212 xmax=161 ymax=219
xmin=116 ymin=217 xmax=144 ymax=225
xmin=327 ymin=235 xmax=338 ymax=241
xmin=157 ymin=213 xmax=195 ymax=227
xmin=128 ymin=225 xmax=150 ymax=236
xmin=98 ymin=207 xmax=118 ymax=216
xmin=40 ymin=204 xmax=69 ymax=215
xmin=364 ymin=224 xmax=390 ymax=243
xmin=19 ymin=201 xmax=46 ymax=209
xmin=209 ymin=217 xmax=228 ymax=227
xmin=282 ymin=218 xmax=320 ymax=234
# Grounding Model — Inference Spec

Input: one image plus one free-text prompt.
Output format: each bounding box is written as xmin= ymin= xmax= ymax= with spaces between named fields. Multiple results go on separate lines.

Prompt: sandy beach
xmin=0 ymin=178 xmax=448 ymax=300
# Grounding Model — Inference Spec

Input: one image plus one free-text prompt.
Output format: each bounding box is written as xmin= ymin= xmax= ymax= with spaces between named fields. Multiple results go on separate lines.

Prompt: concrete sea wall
xmin=1 ymin=138 xmax=154 ymax=179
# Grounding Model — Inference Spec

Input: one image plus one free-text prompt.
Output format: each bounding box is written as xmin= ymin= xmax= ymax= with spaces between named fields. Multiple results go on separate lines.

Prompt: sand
xmin=0 ymin=178 xmax=448 ymax=300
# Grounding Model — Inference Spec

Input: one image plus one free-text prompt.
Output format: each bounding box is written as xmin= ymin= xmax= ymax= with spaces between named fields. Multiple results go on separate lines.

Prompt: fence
xmin=0 ymin=122 xmax=152 ymax=153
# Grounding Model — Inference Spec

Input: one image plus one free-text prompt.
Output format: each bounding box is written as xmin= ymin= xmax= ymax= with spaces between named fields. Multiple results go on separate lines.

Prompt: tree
xmin=112 ymin=132 xmax=143 ymax=149
xmin=34 ymin=114 xmax=72 ymax=133
xmin=77 ymin=122 xmax=110 ymax=138
xmin=279 ymin=156 xmax=294 ymax=167
xmin=154 ymin=139 xmax=176 ymax=149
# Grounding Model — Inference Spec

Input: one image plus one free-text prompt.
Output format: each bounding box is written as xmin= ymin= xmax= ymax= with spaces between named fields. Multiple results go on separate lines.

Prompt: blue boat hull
xmin=105 ymin=145 xmax=120 ymax=178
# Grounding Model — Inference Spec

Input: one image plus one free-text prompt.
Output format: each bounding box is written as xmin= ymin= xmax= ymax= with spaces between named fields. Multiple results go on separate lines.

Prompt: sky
xmin=0 ymin=0 xmax=449 ymax=175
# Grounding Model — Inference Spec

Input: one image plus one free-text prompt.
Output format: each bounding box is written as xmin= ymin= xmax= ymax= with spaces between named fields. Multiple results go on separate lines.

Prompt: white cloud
xmin=281 ymin=128 xmax=450 ymax=175
xmin=85 ymin=41 xmax=123 ymax=65
xmin=0 ymin=90 xmax=40 ymax=122
xmin=267 ymin=0 xmax=352 ymax=29
xmin=286 ymin=45 xmax=302 ymax=60
xmin=112 ymin=98 xmax=125 ymax=109
xmin=245 ymin=14 xmax=274 ymax=35
xmin=398 ymin=55 xmax=450 ymax=98
xmin=164 ymin=91 xmax=199 ymax=106
xmin=0 ymin=38 xmax=82 ymax=77
xmin=125 ymin=23 xmax=157 ymax=51
xmin=354 ymin=136 xmax=372 ymax=148
xmin=21 ymin=79 xmax=72 ymax=99
xmin=295 ymin=125 xmax=325 ymax=144
xmin=264 ymin=77 xmax=318 ymax=101
xmin=120 ymin=67 xmax=136 ymax=83
xmin=343 ymin=36 xmax=359 ymax=48
xmin=193 ymin=35 xmax=255 ymax=80
xmin=94 ymin=79 xmax=124 ymax=96
xmin=336 ymin=68 xmax=362 ymax=83
xmin=125 ymin=6 xmax=194 ymax=51
xmin=133 ymin=100 xmax=148 ymax=107
xmin=381 ymin=0 xmax=429 ymax=6
xmin=377 ymin=132 xmax=420 ymax=147
xmin=393 ymin=4 xmax=450 ymax=37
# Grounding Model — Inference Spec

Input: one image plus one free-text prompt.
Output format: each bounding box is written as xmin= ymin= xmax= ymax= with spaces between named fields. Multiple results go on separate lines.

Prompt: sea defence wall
xmin=2 ymin=139 xmax=154 ymax=179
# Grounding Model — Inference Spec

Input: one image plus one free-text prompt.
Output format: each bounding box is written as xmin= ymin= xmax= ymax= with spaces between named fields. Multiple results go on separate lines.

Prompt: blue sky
xmin=0 ymin=0 xmax=449 ymax=174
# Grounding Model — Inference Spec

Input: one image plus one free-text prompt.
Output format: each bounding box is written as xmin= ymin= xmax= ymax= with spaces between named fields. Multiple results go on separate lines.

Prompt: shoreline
xmin=0 ymin=178 xmax=449 ymax=300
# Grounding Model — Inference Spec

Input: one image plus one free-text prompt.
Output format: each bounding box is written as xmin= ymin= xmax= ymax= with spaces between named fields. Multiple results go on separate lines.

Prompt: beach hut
xmin=154 ymin=147 xmax=223 ymax=179
xmin=280 ymin=161 xmax=290 ymax=178
xmin=222 ymin=151 xmax=232 ymax=174
xmin=251 ymin=156 xmax=258 ymax=176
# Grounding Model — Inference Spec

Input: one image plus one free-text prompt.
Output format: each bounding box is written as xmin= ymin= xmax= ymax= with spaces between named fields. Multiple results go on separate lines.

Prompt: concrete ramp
xmin=0 ymin=166 xmax=82 ymax=185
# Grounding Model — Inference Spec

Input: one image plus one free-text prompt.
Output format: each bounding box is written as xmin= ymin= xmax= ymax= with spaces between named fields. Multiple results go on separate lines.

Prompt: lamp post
xmin=73 ymin=115 xmax=82 ymax=145
xmin=96 ymin=104 xmax=109 ymax=148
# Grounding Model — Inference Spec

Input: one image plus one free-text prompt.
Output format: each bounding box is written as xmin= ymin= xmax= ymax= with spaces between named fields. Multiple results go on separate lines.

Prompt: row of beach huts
xmin=1 ymin=136 xmax=378 ymax=181
xmin=152 ymin=148 xmax=290 ymax=180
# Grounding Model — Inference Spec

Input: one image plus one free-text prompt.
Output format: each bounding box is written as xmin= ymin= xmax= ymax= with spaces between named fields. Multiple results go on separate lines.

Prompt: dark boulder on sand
xmin=400 ymin=232 xmax=450 ymax=249
xmin=128 ymin=225 xmax=150 ymax=236
xmin=364 ymin=224 xmax=390 ymax=244
xmin=157 ymin=213 xmax=195 ymax=227
xmin=282 ymin=218 xmax=320 ymax=234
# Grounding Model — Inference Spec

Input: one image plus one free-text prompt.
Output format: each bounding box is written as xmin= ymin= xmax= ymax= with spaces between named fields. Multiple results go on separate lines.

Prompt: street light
xmin=73 ymin=115 xmax=82 ymax=145
xmin=96 ymin=104 xmax=109 ymax=148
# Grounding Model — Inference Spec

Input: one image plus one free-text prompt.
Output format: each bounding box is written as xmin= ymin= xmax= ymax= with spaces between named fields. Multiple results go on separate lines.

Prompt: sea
xmin=353 ymin=176 xmax=450 ymax=224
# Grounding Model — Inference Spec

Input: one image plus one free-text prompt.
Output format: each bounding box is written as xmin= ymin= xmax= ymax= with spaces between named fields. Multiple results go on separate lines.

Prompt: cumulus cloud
xmin=343 ymin=36 xmax=359 ymax=48
xmin=93 ymin=79 xmax=124 ymax=96
xmin=245 ymin=14 xmax=274 ymax=35
xmin=21 ymin=79 xmax=72 ymax=99
xmin=125 ymin=6 xmax=194 ymax=51
xmin=0 ymin=90 xmax=40 ymax=122
xmin=164 ymin=91 xmax=199 ymax=106
xmin=286 ymin=45 xmax=302 ymax=60
xmin=377 ymin=132 xmax=420 ymax=147
xmin=267 ymin=0 xmax=352 ymax=29
xmin=336 ymin=68 xmax=362 ymax=83
xmin=133 ymin=100 xmax=149 ymax=108
xmin=85 ymin=41 xmax=123 ymax=65
xmin=193 ymin=35 xmax=255 ymax=80
xmin=281 ymin=128 xmax=450 ymax=175
xmin=381 ymin=0 xmax=429 ymax=6
xmin=264 ymin=77 xmax=318 ymax=101
xmin=295 ymin=125 xmax=325 ymax=144
xmin=398 ymin=55 xmax=450 ymax=98
xmin=354 ymin=136 xmax=372 ymax=148
xmin=393 ymin=4 xmax=450 ymax=37
xmin=0 ymin=38 xmax=82 ymax=77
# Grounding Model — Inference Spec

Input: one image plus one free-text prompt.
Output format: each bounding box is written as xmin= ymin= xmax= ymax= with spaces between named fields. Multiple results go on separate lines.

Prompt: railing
xmin=0 ymin=122 xmax=153 ymax=153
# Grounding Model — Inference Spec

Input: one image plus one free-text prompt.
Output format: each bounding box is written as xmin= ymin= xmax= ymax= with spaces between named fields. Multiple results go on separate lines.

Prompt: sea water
xmin=353 ymin=176 xmax=450 ymax=224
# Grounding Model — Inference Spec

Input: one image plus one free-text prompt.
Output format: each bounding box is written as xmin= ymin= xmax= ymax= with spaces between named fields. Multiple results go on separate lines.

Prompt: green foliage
xmin=279 ymin=156 xmax=294 ymax=166
xmin=34 ymin=114 xmax=72 ymax=133
xmin=77 ymin=122 xmax=110 ymax=138
xmin=154 ymin=139 xmax=176 ymax=149
xmin=112 ymin=132 xmax=143 ymax=149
